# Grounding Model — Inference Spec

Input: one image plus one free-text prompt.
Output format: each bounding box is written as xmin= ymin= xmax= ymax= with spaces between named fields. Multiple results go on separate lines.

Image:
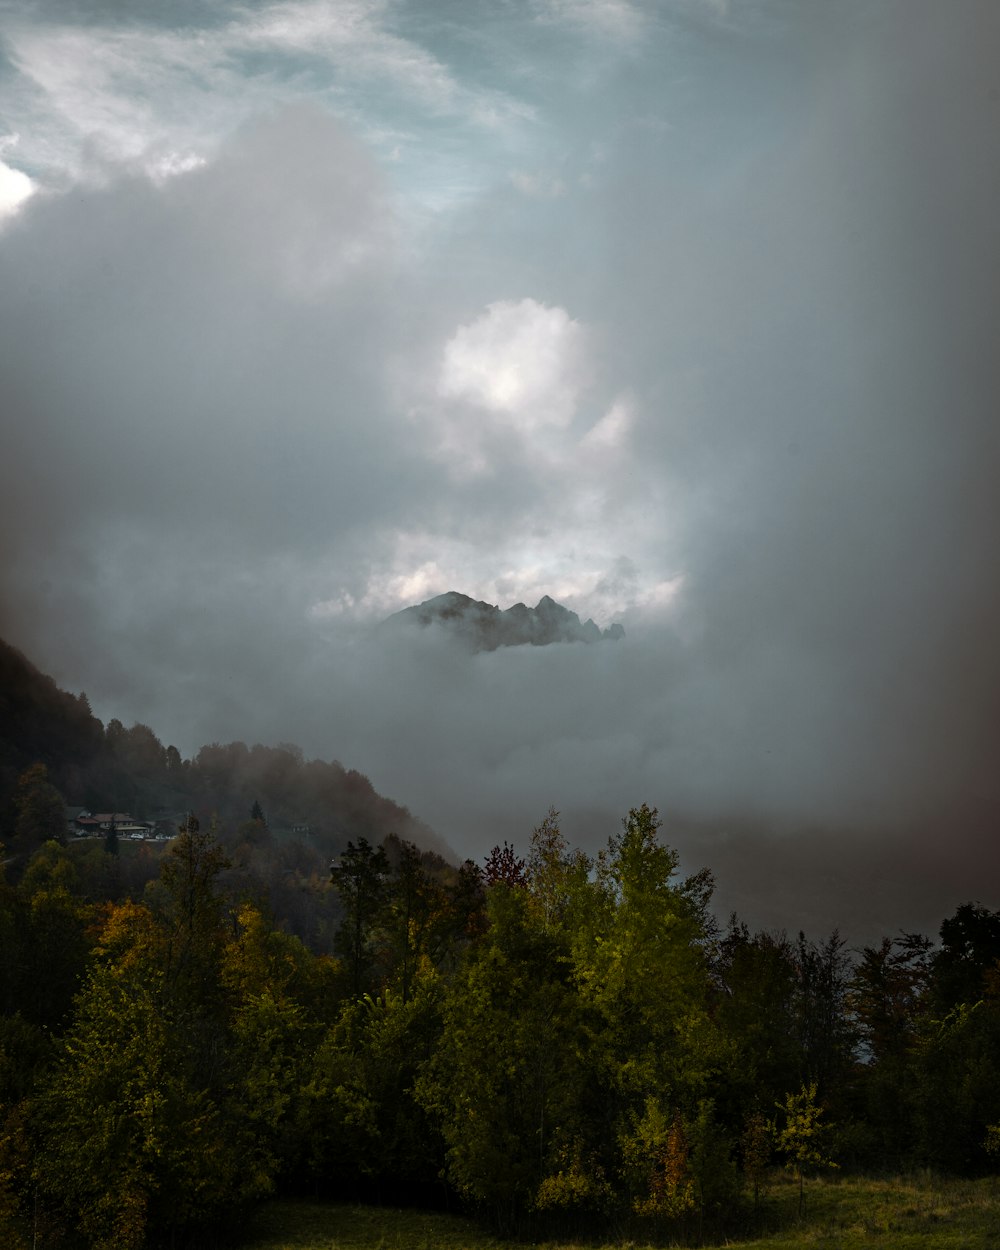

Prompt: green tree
xmin=331 ymin=838 xmax=389 ymax=997
xmin=303 ymin=973 xmax=444 ymax=1201
xmin=152 ymin=826 xmax=231 ymax=1020
xmin=425 ymin=858 xmax=486 ymax=970
xmin=11 ymin=843 xmax=92 ymax=1031
xmin=383 ymin=838 xmax=434 ymax=1003
xmin=31 ymin=909 xmax=253 ymax=1250
xmin=417 ymin=883 xmax=594 ymax=1231
xmin=774 ymin=1082 xmax=837 ymax=1216
xmin=577 ymin=806 xmax=722 ymax=1216
xmin=221 ymin=904 xmax=320 ymax=1190
xmin=910 ymin=996 xmax=1000 ymax=1171
xmin=526 ymin=808 xmax=591 ymax=932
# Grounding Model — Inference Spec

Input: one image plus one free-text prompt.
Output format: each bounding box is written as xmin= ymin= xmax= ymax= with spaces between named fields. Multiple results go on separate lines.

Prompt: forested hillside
xmin=0 ymin=636 xmax=447 ymax=944
xmin=3 ymin=640 xmax=1000 ymax=1249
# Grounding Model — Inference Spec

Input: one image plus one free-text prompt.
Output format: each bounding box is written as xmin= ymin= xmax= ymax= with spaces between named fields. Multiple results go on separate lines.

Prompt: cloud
xmin=580 ymin=397 xmax=631 ymax=453
xmin=438 ymin=297 xmax=585 ymax=426
xmin=2 ymin=1 xmax=999 ymax=946
xmin=0 ymin=157 xmax=34 ymax=222
xmin=2 ymin=1 xmax=533 ymax=193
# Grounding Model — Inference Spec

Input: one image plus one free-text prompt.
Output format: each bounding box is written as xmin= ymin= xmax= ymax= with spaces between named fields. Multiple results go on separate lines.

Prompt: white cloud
xmin=148 ymin=152 xmax=208 ymax=183
xmin=0 ymin=141 xmax=35 ymax=222
xmin=438 ymin=298 xmax=585 ymax=429
xmin=241 ymin=0 xmax=461 ymax=114
xmin=310 ymin=559 xmax=455 ymax=621
xmin=2 ymin=2 xmax=533 ymax=192
xmin=580 ymin=397 xmax=631 ymax=453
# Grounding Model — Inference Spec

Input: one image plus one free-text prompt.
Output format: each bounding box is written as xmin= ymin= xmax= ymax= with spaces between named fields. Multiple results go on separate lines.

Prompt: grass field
xmin=243 ymin=1171 xmax=1000 ymax=1250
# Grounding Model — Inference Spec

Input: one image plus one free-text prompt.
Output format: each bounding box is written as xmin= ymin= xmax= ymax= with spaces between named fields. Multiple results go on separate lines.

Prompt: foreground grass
xmin=243 ymin=1171 xmax=1000 ymax=1250
xmin=243 ymin=1201 xmax=505 ymax=1250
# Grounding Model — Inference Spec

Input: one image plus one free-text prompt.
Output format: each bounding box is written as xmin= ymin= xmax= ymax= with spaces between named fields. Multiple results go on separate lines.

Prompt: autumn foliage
xmin=0 ymin=803 xmax=999 ymax=1248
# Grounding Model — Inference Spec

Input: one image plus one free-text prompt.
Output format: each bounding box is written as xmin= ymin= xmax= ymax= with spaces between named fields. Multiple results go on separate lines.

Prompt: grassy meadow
xmin=243 ymin=1171 xmax=1000 ymax=1250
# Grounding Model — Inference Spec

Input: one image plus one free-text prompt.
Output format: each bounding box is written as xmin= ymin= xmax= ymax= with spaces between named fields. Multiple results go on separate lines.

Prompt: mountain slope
xmin=0 ymin=635 xmax=449 ymax=860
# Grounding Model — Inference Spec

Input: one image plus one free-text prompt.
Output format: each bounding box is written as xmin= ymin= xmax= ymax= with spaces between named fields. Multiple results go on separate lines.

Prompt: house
xmin=71 ymin=811 xmax=104 ymax=837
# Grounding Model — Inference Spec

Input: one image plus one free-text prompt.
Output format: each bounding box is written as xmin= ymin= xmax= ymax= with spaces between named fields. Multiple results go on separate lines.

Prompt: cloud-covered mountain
xmin=383 ymin=591 xmax=625 ymax=652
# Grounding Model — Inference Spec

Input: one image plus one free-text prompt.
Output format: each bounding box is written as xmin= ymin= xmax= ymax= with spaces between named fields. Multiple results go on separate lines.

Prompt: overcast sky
xmin=2 ymin=0 xmax=999 ymax=941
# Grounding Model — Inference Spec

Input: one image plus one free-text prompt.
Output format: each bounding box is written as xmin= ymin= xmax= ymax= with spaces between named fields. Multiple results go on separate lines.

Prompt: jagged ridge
xmin=384 ymin=591 xmax=625 ymax=651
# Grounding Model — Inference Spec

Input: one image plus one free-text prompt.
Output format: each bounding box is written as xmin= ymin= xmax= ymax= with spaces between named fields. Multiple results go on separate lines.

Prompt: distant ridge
xmin=383 ymin=591 xmax=625 ymax=652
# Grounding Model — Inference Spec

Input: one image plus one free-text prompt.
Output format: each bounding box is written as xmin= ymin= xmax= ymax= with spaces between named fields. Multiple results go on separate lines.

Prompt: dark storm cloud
xmin=2 ymin=110 xmax=409 ymax=588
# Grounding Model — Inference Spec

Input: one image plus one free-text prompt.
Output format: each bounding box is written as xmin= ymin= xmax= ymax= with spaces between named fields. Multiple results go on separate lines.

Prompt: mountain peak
xmin=384 ymin=591 xmax=624 ymax=652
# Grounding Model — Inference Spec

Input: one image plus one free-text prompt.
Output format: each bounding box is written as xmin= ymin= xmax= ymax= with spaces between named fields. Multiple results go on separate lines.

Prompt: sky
xmin=2 ymin=0 xmax=999 ymax=942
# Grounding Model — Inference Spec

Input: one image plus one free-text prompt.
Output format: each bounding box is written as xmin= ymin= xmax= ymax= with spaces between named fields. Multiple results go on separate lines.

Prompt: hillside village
xmin=66 ymin=808 xmax=183 ymax=842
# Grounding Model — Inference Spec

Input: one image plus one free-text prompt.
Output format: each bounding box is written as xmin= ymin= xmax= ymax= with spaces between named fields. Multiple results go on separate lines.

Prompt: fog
xmin=2 ymin=1 xmax=998 ymax=942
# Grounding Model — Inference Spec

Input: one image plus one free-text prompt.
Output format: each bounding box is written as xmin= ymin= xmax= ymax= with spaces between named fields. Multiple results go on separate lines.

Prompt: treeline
xmin=1 ymin=804 xmax=999 ymax=1249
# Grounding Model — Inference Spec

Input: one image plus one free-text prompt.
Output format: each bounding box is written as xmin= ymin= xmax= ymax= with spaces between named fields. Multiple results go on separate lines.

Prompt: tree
xmin=14 ymin=847 xmax=92 ymax=1031
xmin=12 ymin=764 xmax=66 ymax=850
xmin=383 ymin=839 xmax=434 ymax=1003
xmin=250 ymin=799 xmax=266 ymax=825
xmin=850 ymin=932 xmax=932 ymax=1163
xmin=416 ymin=884 xmax=594 ymax=1231
xmin=793 ymin=930 xmax=856 ymax=1107
xmin=303 ymin=975 xmax=445 ymax=1202
xmin=580 ymin=807 xmax=721 ymax=1143
xmin=424 ymin=858 xmax=486 ymax=971
xmin=932 ymin=903 xmax=1000 ymax=1011
xmin=483 ymin=841 xmax=527 ymax=889
xmin=31 ymin=905 xmax=255 ymax=1250
xmin=909 ymin=996 xmax=1000 ymax=1171
xmin=527 ymin=808 xmax=591 ymax=932
xmin=118 ymin=724 xmax=166 ymax=779
xmin=740 ymin=1109 xmax=771 ymax=1213
xmin=714 ymin=919 xmax=800 ymax=1117
xmin=852 ymin=933 xmax=932 ymax=1063
xmin=774 ymin=1082 xmax=837 ymax=1216
xmin=104 ymin=718 xmax=127 ymax=754
xmin=220 ymin=903 xmax=320 ymax=1189
xmin=331 ymin=838 xmax=390 ymax=997
xmin=146 ymin=825 xmax=233 ymax=1090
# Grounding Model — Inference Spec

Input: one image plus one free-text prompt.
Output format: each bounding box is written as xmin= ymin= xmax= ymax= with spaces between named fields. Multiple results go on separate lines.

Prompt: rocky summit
xmin=383 ymin=591 xmax=625 ymax=652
